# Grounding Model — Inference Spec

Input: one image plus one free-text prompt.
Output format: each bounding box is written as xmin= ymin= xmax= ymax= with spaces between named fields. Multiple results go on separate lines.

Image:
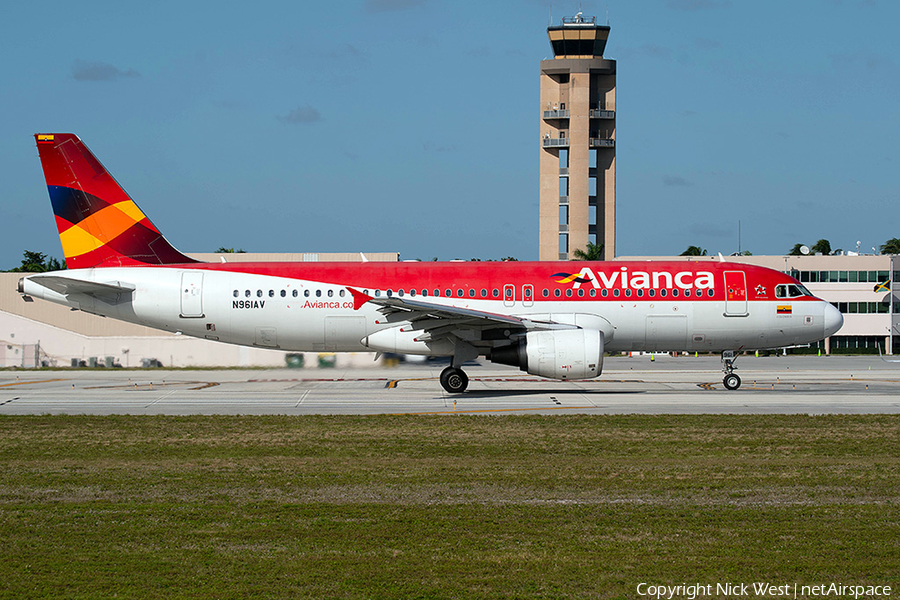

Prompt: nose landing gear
xmin=721 ymin=350 xmax=741 ymax=390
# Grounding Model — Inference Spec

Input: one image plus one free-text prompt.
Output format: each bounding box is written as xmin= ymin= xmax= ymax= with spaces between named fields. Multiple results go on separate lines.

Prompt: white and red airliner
xmin=19 ymin=134 xmax=843 ymax=392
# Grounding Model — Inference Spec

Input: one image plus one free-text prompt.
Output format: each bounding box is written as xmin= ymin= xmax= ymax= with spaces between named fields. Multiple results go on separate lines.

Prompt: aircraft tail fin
xmin=34 ymin=133 xmax=199 ymax=269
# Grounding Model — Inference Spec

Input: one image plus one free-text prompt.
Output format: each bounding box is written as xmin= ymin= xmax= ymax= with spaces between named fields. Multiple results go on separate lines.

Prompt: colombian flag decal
xmin=37 ymin=134 xmax=55 ymax=143
xmin=777 ymin=305 xmax=792 ymax=315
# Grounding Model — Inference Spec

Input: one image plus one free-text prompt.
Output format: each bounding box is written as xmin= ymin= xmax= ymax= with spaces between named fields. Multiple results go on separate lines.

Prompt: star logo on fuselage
xmin=755 ymin=285 xmax=766 ymax=296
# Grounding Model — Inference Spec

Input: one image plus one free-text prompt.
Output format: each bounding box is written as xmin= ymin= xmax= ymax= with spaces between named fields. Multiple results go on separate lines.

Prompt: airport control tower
xmin=539 ymin=13 xmax=616 ymax=261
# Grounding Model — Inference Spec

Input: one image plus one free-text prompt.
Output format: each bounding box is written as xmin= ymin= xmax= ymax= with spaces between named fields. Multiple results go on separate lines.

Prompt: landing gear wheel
xmin=440 ymin=367 xmax=468 ymax=393
xmin=723 ymin=373 xmax=741 ymax=390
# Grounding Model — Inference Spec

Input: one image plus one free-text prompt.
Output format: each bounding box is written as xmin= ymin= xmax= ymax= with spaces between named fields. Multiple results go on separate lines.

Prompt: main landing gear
xmin=440 ymin=367 xmax=468 ymax=393
xmin=721 ymin=350 xmax=741 ymax=390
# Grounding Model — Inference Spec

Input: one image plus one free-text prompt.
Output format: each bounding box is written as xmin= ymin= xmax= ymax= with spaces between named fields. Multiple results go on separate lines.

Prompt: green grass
xmin=1 ymin=415 xmax=899 ymax=599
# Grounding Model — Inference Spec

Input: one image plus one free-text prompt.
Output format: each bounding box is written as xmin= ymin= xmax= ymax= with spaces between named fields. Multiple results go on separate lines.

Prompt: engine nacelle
xmin=490 ymin=329 xmax=604 ymax=380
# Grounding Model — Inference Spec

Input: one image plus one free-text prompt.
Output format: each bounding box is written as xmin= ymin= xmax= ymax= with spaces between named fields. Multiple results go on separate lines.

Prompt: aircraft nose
xmin=823 ymin=302 xmax=843 ymax=338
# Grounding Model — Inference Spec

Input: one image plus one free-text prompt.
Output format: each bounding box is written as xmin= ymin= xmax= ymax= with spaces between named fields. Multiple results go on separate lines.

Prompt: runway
xmin=1 ymin=355 xmax=898 ymax=415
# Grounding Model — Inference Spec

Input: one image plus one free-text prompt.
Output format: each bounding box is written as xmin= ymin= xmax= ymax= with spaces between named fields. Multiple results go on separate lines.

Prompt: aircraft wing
xmin=27 ymin=275 xmax=135 ymax=302
xmin=348 ymin=287 xmax=576 ymax=341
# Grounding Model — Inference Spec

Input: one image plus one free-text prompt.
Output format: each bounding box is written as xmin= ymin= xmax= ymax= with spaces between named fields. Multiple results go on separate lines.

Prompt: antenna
xmin=607 ymin=4 xmax=610 ymax=26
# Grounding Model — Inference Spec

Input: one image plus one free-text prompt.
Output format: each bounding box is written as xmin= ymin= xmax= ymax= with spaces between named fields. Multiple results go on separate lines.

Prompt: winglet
xmin=347 ymin=287 xmax=372 ymax=310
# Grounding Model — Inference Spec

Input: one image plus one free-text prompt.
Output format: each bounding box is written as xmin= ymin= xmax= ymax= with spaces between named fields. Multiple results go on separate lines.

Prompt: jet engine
xmin=490 ymin=329 xmax=604 ymax=380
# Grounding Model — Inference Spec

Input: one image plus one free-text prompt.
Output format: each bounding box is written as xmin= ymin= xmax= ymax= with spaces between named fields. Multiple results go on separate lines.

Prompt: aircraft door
xmin=180 ymin=272 xmax=204 ymax=318
xmin=723 ymin=271 xmax=748 ymax=316
xmin=503 ymin=284 xmax=515 ymax=307
xmin=523 ymin=284 xmax=534 ymax=307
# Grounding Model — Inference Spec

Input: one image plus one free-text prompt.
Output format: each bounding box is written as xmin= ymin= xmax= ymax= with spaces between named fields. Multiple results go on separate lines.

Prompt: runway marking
xmin=145 ymin=390 xmax=176 ymax=409
xmin=0 ymin=397 xmax=19 ymax=406
xmin=295 ymin=391 xmax=310 ymax=407
xmin=698 ymin=383 xmax=715 ymax=390
xmin=0 ymin=378 xmax=68 ymax=388
xmin=84 ymin=381 xmax=220 ymax=391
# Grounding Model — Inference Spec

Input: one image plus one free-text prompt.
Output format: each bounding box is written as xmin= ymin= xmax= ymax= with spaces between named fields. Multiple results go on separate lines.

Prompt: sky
xmin=1 ymin=0 xmax=898 ymax=268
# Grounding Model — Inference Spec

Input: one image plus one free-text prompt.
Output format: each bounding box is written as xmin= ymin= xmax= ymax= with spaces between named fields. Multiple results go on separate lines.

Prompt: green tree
xmin=879 ymin=238 xmax=900 ymax=255
xmin=7 ymin=250 xmax=64 ymax=272
xmin=788 ymin=243 xmax=807 ymax=255
xmin=810 ymin=239 xmax=832 ymax=255
xmin=215 ymin=247 xmax=246 ymax=253
xmin=571 ymin=242 xmax=603 ymax=261
xmin=680 ymin=245 xmax=707 ymax=256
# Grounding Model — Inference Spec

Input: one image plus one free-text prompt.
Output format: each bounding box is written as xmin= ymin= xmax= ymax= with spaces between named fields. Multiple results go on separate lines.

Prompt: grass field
xmin=1 ymin=414 xmax=899 ymax=599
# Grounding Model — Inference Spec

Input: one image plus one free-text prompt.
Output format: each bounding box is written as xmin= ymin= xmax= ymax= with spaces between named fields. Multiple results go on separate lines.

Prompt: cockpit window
xmin=775 ymin=283 xmax=812 ymax=298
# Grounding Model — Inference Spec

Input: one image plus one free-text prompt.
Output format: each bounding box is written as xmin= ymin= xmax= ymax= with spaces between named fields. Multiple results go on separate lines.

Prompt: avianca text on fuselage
xmin=554 ymin=267 xmax=715 ymax=291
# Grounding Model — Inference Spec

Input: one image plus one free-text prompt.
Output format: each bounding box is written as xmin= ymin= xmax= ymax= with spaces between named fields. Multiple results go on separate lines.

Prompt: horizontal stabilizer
xmin=27 ymin=275 xmax=135 ymax=301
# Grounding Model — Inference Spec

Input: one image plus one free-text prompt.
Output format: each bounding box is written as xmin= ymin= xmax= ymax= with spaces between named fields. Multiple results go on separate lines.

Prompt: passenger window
xmin=410 ymin=289 xmax=416 ymax=297
xmin=233 ymin=290 xmax=239 ymax=298
xmin=316 ymin=290 xmax=322 ymax=297
xmin=269 ymin=290 xmax=275 ymax=297
xmin=339 ymin=289 xmax=345 ymax=297
xmin=613 ymin=289 xmax=620 ymax=297
xmin=625 ymin=289 xmax=632 ymax=297
xmin=245 ymin=290 xmax=251 ymax=298
xmin=481 ymin=289 xmax=487 ymax=297
xmin=492 ymin=289 xmax=499 ymax=298
xmin=636 ymin=290 xmax=644 ymax=298
xmin=457 ymin=289 xmax=464 ymax=297
xmin=327 ymin=290 xmax=333 ymax=297
xmin=386 ymin=290 xmax=393 ymax=297
xmin=566 ymin=289 xmax=573 ymax=297
xmin=468 ymin=289 xmax=475 ymax=298
xmin=707 ymin=289 xmax=714 ymax=297
xmin=257 ymin=290 xmax=263 ymax=298
xmin=542 ymin=289 xmax=549 ymax=297
xmin=554 ymin=289 xmax=561 ymax=298
xmin=304 ymin=290 xmax=310 ymax=297
xmin=577 ymin=289 xmax=584 ymax=297
xmin=445 ymin=289 xmax=451 ymax=297
xmin=293 ymin=290 xmax=298 ymax=297
xmin=280 ymin=290 xmax=286 ymax=297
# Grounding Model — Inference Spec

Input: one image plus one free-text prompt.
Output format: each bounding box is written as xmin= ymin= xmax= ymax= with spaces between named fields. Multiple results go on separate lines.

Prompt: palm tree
xmin=879 ymin=238 xmax=900 ymax=255
xmin=571 ymin=242 xmax=603 ymax=261
xmin=788 ymin=243 xmax=807 ymax=255
xmin=680 ymin=245 xmax=707 ymax=256
xmin=810 ymin=239 xmax=832 ymax=255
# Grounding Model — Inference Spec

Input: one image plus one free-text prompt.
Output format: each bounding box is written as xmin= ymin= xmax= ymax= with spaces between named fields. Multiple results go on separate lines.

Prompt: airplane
xmin=18 ymin=133 xmax=843 ymax=393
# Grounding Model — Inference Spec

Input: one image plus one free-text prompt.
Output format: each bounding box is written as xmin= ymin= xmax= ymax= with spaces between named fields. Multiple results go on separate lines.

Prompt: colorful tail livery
xmin=22 ymin=133 xmax=843 ymax=393
xmin=34 ymin=133 xmax=197 ymax=268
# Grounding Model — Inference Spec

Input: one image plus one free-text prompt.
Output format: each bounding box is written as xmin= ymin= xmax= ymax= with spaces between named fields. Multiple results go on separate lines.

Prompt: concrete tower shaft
xmin=539 ymin=13 xmax=616 ymax=261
